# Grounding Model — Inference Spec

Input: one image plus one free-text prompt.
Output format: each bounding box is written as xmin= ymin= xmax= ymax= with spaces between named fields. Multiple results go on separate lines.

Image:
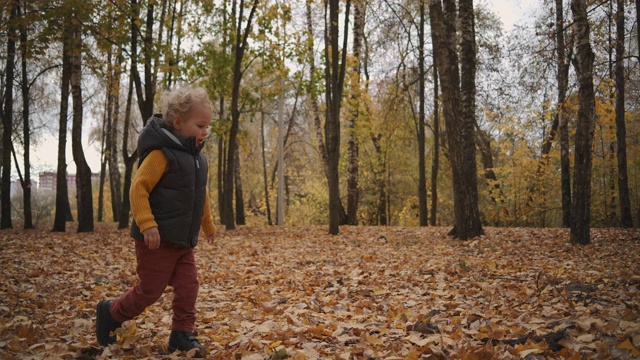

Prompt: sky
xmin=18 ymin=0 xmax=538 ymax=181
xmin=487 ymin=0 xmax=538 ymax=31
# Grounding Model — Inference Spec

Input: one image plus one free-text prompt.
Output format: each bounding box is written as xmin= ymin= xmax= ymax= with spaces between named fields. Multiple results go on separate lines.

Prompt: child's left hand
xmin=206 ymin=234 xmax=215 ymax=244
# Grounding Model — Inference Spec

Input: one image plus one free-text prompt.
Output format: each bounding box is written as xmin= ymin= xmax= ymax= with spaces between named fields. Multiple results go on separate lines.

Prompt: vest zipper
xmin=188 ymin=154 xmax=199 ymax=246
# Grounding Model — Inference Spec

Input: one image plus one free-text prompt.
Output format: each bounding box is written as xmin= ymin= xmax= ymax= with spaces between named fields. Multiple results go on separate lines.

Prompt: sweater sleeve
xmin=130 ymin=150 xmax=168 ymax=232
xmin=201 ymin=186 xmax=217 ymax=236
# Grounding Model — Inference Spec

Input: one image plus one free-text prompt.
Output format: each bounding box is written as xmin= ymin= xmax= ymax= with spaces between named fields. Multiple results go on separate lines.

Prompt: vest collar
xmin=161 ymin=127 xmax=205 ymax=155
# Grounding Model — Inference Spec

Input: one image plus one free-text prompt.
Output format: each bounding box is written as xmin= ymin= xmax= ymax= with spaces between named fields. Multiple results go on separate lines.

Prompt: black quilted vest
xmin=130 ymin=115 xmax=208 ymax=248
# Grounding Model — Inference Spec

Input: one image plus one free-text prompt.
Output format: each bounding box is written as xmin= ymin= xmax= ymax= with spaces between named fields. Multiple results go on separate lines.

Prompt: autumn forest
xmin=1 ymin=0 xmax=640 ymax=358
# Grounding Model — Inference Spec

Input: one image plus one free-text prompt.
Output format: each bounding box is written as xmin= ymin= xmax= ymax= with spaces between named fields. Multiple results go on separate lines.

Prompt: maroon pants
xmin=110 ymin=240 xmax=199 ymax=332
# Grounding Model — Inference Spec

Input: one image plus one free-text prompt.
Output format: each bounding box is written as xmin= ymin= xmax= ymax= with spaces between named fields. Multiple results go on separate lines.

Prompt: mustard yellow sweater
xmin=130 ymin=149 xmax=217 ymax=236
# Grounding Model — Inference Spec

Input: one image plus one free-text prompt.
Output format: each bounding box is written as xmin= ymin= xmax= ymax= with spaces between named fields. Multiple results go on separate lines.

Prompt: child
xmin=95 ymin=87 xmax=216 ymax=353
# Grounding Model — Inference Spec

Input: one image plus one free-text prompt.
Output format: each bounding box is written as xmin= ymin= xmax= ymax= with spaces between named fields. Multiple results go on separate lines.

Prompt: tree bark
xmin=222 ymin=0 xmax=259 ymax=230
xmin=306 ymin=0 xmax=348 ymax=225
xmin=120 ymin=0 xmax=156 ymax=229
xmin=325 ymin=0 xmax=351 ymax=235
xmin=98 ymin=97 xmax=108 ymax=222
xmin=371 ymin=134 xmax=387 ymax=225
xmin=430 ymin=51 xmax=439 ymax=226
xmin=108 ymin=45 xmax=123 ymax=222
xmin=131 ymin=0 xmax=155 ymax=122
xmin=234 ymin=142 xmax=246 ymax=225
xmin=615 ymin=0 xmax=633 ymax=228
xmin=637 ymin=0 xmax=640 ymax=60
xmin=607 ymin=1 xmax=617 ymax=224
xmin=70 ymin=13 xmax=94 ymax=233
xmin=53 ymin=17 xmax=74 ymax=232
xmin=260 ymin=103 xmax=272 ymax=225
xmin=118 ymin=76 xmax=137 ymax=230
xmin=306 ymin=0 xmax=330 ymax=180
xmin=458 ymin=0 xmax=483 ymax=238
xmin=1 ymin=0 xmax=18 ymax=229
xmin=570 ymin=0 xmax=596 ymax=245
xmin=347 ymin=0 xmax=365 ymax=226
xmin=533 ymin=27 xmax=572 ymax=216
xmin=164 ymin=0 xmax=177 ymax=88
xmin=217 ymin=128 xmax=226 ymax=224
xmin=430 ymin=0 xmax=483 ymax=239
xmin=557 ymin=0 xmax=572 ymax=228
xmin=166 ymin=0 xmax=186 ymax=87
xmin=19 ymin=2 xmax=33 ymax=229
xmin=417 ymin=0 xmax=428 ymax=226
xmin=277 ymin=78 xmax=285 ymax=225
xmin=217 ymin=104 xmax=226 ymax=225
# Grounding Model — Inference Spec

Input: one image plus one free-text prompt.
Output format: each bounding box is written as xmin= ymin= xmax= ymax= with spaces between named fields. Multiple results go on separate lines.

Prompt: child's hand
xmin=206 ymin=234 xmax=215 ymax=245
xmin=143 ymin=227 xmax=161 ymax=249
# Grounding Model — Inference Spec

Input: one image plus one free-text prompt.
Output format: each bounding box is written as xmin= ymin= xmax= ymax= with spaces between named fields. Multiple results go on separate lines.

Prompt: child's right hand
xmin=143 ymin=227 xmax=161 ymax=249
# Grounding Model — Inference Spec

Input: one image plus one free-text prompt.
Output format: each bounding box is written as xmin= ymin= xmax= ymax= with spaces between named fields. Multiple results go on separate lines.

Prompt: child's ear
xmin=174 ymin=116 xmax=182 ymax=130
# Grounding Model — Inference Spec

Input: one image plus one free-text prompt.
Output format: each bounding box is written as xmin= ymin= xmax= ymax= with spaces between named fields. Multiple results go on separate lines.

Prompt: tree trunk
xmin=347 ymin=0 xmax=365 ymax=226
xmin=120 ymin=0 xmax=155 ymax=229
xmin=371 ymin=134 xmax=387 ymax=225
xmin=325 ymin=0 xmax=351 ymax=235
xmin=1 ymin=0 xmax=17 ymax=230
xmin=260 ymin=104 xmax=272 ymax=225
xmin=164 ymin=0 xmax=177 ymax=88
xmin=131 ymin=0 xmax=155 ymax=122
xmin=637 ymin=0 xmax=640 ymax=60
xmin=217 ymin=130 xmax=226 ymax=224
xmin=118 ymin=76 xmax=137 ymax=230
xmin=53 ymin=18 xmax=74 ymax=232
xmin=570 ymin=0 xmax=596 ymax=245
xmin=98 ymin=46 xmax=113 ymax=223
xmin=154 ymin=0 xmax=168 ymax=87
xmin=223 ymin=0 xmax=259 ymax=230
xmin=417 ymin=0 xmax=428 ymax=227
xmin=119 ymin=159 xmax=135 ymax=229
xmin=458 ymin=0 xmax=483 ymax=238
xmin=533 ymin=29 xmax=571 ymax=208
xmin=430 ymin=0 xmax=483 ymax=239
xmin=430 ymin=52 xmax=439 ymax=226
xmin=166 ymin=0 xmax=186 ymax=87
xmin=306 ymin=0 xmax=330 ymax=180
xmin=70 ymin=15 xmax=94 ymax=233
xmin=277 ymin=78 xmax=285 ymax=225
xmin=234 ymin=142 xmax=245 ymax=225
xmin=109 ymin=45 xmax=123 ymax=222
xmin=558 ymin=0 xmax=571 ymax=228
xmin=615 ymin=0 xmax=633 ymax=228
xmin=97 ymin=100 xmax=108 ymax=222
xmin=607 ymin=2 xmax=617 ymax=224
xmin=306 ymin=0 xmax=348 ymax=225
xmin=19 ymin=2 xmax=33 ymax=229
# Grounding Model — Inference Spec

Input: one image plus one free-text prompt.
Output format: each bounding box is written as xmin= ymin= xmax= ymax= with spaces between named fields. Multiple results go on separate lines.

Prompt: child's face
xmin=173 ymin=105 xmax=212 ymax=147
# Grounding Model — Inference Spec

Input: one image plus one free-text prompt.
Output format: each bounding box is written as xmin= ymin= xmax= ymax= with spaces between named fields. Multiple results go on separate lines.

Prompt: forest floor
xmin=0 ymin=224 xmax=639 ymax=359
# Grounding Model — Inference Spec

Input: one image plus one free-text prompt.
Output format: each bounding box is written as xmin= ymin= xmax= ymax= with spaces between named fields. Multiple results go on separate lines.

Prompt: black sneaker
xmin=168 ymin=331 xmax=205 ymax=353
xmin=96 ymin=300 xmax=121 ymax=346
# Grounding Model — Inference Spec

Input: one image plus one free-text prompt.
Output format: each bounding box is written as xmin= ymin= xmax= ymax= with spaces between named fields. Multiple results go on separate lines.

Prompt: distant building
xmin=39 ymin=171 xmax=99 ymax=191
xmin=39 ymin=172 xmax=57 ymax=191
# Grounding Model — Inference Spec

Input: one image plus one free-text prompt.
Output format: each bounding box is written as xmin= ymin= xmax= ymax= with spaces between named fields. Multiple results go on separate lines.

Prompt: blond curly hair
xmin=159 ymin=86 xmax=213 ymax=129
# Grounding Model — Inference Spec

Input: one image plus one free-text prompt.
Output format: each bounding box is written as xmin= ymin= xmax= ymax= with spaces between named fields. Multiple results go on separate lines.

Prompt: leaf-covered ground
xmin=1 ymin=224 xmax=639 ymax=359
